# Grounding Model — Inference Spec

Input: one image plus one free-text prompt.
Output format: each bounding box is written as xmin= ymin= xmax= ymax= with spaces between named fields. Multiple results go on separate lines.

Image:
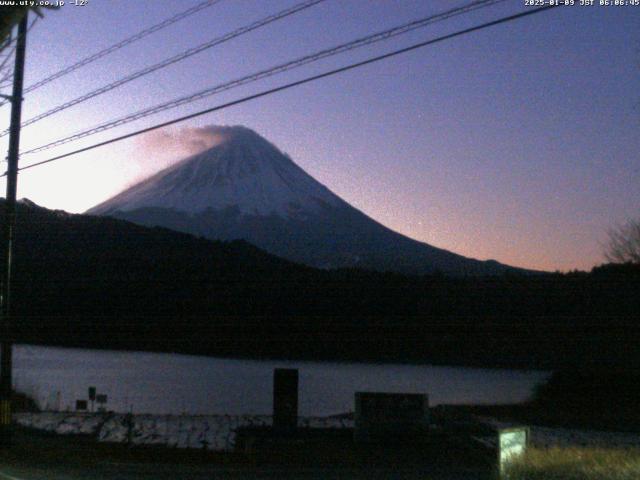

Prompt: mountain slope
xmin=2 ymin=199 xmax=638 ymax=368
xmin=88 ymin=125 xmax=527 ymax=275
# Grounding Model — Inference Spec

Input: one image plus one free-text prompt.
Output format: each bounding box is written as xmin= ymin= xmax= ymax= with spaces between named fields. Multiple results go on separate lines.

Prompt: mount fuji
xmin=88 ymin=126 xmax=522 ymax=275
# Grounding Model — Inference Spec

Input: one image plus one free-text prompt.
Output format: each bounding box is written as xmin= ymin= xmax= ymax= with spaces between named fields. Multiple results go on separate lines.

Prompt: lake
xmin=13 ymin=344 xmax=548 ymax=416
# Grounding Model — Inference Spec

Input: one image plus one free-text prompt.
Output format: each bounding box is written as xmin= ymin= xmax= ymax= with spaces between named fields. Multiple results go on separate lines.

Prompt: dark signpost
xmin=75 ymin=400 xmax=88 ymax=411
xmin=273 ymin=368 xmax=298 ymax=431
xmin=354 ymin=392 xmax=429 ymax=443
xmin=88 ymin=386 xmax=96 ymax=412
xmin=96 ymin=394 xmax=107 ymax=412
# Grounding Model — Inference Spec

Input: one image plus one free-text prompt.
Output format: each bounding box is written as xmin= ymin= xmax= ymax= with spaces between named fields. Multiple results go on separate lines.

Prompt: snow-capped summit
xmin=90 ymin=126 xmax=343 ymax=217
xmin=89 ymin=125 xmax=526 ymax=275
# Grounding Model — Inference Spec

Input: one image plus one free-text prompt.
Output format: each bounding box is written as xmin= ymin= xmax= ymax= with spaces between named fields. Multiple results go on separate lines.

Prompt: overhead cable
xmin=1 ymin=0 xmax=325 ymax=135
xmin=20 ymin=0 xmax=507 ymax=154
xmin=6 ymin=4 xmax=556 ymax=177
xmin=0 ymin=18 xmax=38 ymax=96
xmin=22 ymin=0 xmax=224 ymax=95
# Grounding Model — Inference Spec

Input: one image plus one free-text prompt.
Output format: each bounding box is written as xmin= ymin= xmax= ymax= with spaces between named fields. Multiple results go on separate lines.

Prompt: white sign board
xmin=498 ymin=427 xmax=529 ymax=476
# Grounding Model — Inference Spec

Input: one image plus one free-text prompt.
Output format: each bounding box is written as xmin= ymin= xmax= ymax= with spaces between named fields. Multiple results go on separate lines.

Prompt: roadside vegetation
xmin=476 ymin=369 xmax=640 ymax=479
xmin=504 ymin=447 xmax=640 ymax=480
xmin=455 ymin=369 xmax=640 ymax=433
xmin=528 ymin=369 xmax=640 ymax=432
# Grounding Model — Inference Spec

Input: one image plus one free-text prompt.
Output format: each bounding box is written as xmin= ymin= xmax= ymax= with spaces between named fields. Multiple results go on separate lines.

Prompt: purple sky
xmin=0 ymin=0 xmax=638 ymax=272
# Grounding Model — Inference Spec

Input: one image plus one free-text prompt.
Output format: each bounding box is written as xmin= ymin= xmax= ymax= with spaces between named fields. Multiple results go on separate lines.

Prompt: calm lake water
xmin=13 ymin=344 xmax=548 ymax=416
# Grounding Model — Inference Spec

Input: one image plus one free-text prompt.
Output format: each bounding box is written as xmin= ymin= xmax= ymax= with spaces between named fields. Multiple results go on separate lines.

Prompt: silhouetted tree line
xmin=2 ymin=200 xmax=639 ymax=369
xmin=534 ymin=368 xmax=640 ymax=412
xmin=525 ymin=367 xmax=640 ymax=430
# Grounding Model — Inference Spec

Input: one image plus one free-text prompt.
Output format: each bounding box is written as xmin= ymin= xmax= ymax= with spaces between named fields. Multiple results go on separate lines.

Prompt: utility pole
xmin=0 ymin=12 xmax=28 ymax=447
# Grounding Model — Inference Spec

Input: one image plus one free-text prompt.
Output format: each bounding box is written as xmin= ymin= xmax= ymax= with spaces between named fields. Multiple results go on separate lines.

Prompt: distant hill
xmin=88 ymin=125 xmax=532 ymax=276
xmin=1 ymin=199 xmax=639 ymax=369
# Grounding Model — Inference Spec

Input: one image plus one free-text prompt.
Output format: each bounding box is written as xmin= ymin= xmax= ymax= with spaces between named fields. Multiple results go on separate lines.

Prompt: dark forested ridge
xmin=3 ymin=200 xmax=639 ymax=369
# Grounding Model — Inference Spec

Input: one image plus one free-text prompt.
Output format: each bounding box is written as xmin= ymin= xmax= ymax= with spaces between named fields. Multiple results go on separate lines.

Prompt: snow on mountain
xmin=90 ymin=126 xmax=343 ymax=218
xmin=89 ymin=125 xmax=525 ymax=275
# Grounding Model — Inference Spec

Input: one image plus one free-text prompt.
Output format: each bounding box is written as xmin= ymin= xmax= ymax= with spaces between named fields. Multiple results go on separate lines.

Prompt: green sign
xmin=498 ymin=427 xmax=529 ymax=476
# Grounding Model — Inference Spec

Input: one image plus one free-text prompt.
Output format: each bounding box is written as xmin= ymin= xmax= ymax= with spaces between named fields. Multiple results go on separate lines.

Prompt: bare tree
xmin=605 ymin=218 xmax=640 ymax=264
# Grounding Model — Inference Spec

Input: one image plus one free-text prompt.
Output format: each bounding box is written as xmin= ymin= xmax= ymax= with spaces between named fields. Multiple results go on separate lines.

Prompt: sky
xmin=0 ymin=0 xmax=637 ymax=272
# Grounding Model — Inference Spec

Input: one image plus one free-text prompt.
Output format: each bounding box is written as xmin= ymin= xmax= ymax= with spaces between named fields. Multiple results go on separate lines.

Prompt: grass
xmin=504 ymin=447 xmax=640 ymax=480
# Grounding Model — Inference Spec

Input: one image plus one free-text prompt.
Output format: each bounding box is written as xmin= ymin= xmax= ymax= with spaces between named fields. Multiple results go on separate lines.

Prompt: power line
xmin=0 ymin=25 xmax=16 ymax=53
xmin=1 ymin=0 xmax=326 ymax=136
xmin=0 ymin=0 xmax=221 ymax=109
xmin=0 ymin=53 xmax=16 ymax=90
xmin=22 ymin=0 xmax=223 ymax=95
xmin=19 ymin=0 xmax=507 ymax=154
xmin=0 ymin=45 xmax=16 ymax=76
xmin=5 ymin=4 xmax=556 ymax=178
xmin=0 ymin=34 xmax=13 ymax=52
xmin=0 ymin=18 xmax=37 ymax=93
